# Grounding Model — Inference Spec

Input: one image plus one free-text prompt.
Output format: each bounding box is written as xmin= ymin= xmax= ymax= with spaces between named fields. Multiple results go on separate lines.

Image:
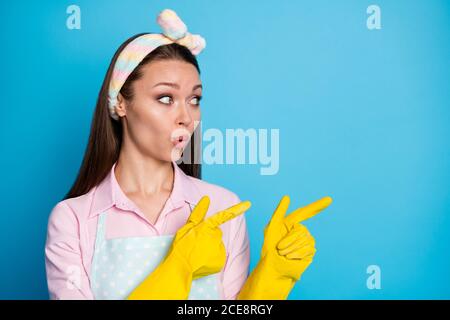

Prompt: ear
xmin=114 ymin=93 xmax=127 ymax=118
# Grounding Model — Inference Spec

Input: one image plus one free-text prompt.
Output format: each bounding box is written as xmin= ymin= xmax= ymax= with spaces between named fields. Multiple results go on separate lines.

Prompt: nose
xmin=177 ymin=102 xmax=193 ymax=127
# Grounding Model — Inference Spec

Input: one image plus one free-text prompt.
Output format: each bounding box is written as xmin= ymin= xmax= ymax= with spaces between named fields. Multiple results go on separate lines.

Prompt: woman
xmin=45 ymin=8 xmax=332 ymax=300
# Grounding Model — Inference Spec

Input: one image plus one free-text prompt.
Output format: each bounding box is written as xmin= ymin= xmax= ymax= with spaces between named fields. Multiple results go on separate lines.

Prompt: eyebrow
xmin=152 ymin=82 xmax=203 ymax=91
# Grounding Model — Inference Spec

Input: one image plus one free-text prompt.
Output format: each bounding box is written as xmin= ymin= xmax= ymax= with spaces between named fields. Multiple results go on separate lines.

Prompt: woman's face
xmin=117 ymin=59 xmax=202 ymax=162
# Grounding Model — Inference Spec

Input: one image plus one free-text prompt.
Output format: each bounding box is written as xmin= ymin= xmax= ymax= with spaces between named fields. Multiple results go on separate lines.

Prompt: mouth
xmin=171 ymin=134 xmax=190 ymax=148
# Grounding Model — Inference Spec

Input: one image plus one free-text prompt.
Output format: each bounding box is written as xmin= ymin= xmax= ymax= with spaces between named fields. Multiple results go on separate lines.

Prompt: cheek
xmin=128 ymin=103 xmax=171 ymax=142
xmin=191 ymin=108 xmax=202 ymax=130
xmin=193 ymin=107 xmax=201 ymax=119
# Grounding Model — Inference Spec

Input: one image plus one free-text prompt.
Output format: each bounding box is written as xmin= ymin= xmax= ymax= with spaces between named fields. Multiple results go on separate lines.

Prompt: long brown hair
xmin=64 ymin=33 xmax=202 ymax=200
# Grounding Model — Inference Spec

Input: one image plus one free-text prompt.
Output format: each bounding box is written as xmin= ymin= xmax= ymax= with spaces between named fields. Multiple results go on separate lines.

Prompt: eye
xmin=157 ymin=95 xmax=173 ymax=105
xmin=191 ymin=95 xmax=202 ymax=106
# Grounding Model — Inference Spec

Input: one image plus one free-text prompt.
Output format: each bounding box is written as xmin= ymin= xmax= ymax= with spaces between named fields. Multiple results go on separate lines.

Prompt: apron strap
xmin=90 ymin=212 xmax=107 ymax=293
xmin=94 ymin=212 xmax=107 ymax=253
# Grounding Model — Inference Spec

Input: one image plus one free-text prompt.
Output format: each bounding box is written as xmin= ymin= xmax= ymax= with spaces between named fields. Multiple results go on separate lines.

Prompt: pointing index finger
xmin=204 ymin=201 xmax=252 ymax=228
xmin=284 ymin=196 xmax=332 ymax=228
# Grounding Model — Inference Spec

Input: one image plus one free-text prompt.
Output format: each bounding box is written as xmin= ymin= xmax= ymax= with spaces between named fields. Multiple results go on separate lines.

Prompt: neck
xmin=114 ymin=145 xmax=174 ymax=197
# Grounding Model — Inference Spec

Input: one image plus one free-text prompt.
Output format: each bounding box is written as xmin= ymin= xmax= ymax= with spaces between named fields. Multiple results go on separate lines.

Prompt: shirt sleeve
xmin=45 ymin=201 xmax=94 ymax=300
xmin=221 ymin=193 xmax=251 ymax=300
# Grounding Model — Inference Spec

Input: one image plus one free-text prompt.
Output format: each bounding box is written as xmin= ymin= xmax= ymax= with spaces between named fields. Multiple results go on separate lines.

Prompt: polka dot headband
xmin=108 ymin=9 xmax=206 ymax=120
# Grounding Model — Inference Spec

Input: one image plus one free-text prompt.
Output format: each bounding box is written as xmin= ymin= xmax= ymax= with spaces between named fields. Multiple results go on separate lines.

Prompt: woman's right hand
xmin=166 ymin=196 xmax=251 ymax=279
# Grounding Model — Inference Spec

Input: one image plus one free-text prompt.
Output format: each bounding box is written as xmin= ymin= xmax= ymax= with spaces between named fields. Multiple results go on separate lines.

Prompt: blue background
xmin=1 ymin=0 xmax=449 ymax=299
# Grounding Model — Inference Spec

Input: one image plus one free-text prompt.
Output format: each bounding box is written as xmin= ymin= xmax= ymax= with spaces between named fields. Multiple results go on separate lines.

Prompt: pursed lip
xmin=171 ymin=134 xmax=190 ymax=148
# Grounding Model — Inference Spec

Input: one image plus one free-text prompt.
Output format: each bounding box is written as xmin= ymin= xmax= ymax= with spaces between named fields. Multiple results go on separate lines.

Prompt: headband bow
xmin=108 ymin=9 xmax=206 ymax=120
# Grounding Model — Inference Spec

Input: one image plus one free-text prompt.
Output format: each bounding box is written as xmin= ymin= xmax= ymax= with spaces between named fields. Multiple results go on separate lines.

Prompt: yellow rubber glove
xmin=127 ymin=196 xmax=252 ymax=300
xmin=238 ymin=195 xmax=332 ymax=300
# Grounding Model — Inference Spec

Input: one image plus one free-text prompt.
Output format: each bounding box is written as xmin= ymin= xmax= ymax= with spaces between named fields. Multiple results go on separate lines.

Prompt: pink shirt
xmin=45 ymin=161 xmax=250 ymax=300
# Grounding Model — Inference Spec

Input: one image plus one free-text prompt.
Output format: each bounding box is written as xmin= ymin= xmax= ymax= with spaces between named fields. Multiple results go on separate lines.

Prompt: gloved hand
xmin=127 ymin=195 xmax=251 ymax=300
xmin=238 ymin=195 xmax=332 ymax=300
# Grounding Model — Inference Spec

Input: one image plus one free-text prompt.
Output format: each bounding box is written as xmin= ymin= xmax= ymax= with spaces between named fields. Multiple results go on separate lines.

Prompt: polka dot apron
xmin=90 ymin=204 xmax=221 ymax=300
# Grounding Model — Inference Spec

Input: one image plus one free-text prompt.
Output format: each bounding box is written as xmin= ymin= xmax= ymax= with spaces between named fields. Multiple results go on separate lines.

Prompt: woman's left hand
xmin=261 ymin=195 xmax=333 ymax=281
xmin=238 ymin=195 xmax=332 ymax=300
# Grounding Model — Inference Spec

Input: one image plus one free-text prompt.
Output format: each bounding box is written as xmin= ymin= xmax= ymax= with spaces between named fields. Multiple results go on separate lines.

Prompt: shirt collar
xmin=89 ymin=161 xmax=202 ymax=218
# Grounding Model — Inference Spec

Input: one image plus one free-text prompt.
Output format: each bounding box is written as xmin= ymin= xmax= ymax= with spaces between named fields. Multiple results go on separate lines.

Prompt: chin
xmin=169 ymin=147 xmax=184 ymax=162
